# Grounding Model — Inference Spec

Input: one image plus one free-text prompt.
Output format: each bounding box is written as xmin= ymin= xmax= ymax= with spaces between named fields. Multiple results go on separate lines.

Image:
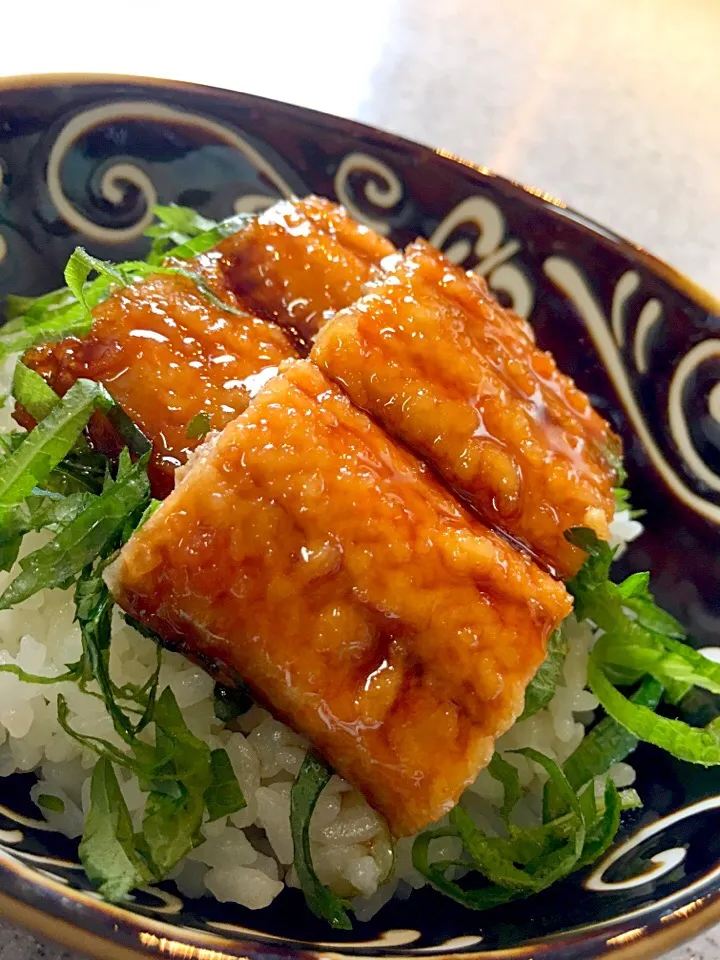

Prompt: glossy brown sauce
xmin=313 ymin=239 xmax=619 ymax=577
xmin=108 ymin=360 xmax=571 ymax=836
xmin=21 ymin=197 xmax=395 ymax=495
xmin=23 ymin=273 xmax=297 ymax=496
xmin=198 ymin=196 xmax=396 ymax=346
xmin=19 ymin=197 xmax=622 ymax=832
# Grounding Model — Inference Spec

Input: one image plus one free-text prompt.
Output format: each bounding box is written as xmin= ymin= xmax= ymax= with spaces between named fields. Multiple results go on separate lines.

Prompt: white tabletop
xmin=1 ymin=0 xmax=719 ymax=957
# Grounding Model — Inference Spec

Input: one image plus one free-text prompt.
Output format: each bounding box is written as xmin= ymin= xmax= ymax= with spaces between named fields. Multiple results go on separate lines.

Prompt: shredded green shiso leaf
xmin=291 ymin=753 xmax=353 ymax=929
xmin=0 ymin=206 xmax=342 ymax=915
xmin=0 ymin=314 xmax=247 ymax=902
xmin=2 ymin=204 xmax=720 ymax=926
xmin=186 ymin=411 xmax=212 ymax=440
xmin=0 ymin=206 xmax=252 ymax=363
xmin=413 ymin=524 xmax=720 ymax=912
xmin=519 ymin=627 xmax=568 ymax=721
xmin=614 ymin=485 xmax=645 ymax=519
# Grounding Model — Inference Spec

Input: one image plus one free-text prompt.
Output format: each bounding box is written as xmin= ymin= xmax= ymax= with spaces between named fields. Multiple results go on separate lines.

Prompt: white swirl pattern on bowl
xmin=1 ymin=93 xmax=720 ymax=954
xmin=46 ymin=102 xmax=297 ymax=243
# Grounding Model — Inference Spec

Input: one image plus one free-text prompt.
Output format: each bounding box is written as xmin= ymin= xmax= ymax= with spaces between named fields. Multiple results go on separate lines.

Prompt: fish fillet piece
xmin=22 ymin=273 xmax=297 ymax=497
xmin=312 ymin=240 xmax=620 ymax=578
xmin=107 ymin=359 xmax=571 ymax=836
xmin=198 ymin=195 xmax=396 ymax=344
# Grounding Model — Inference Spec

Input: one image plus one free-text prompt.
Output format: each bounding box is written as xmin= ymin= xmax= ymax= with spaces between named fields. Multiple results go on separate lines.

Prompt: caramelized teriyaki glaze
xmin=20 ymin=196 xmax=391 ymax=494
xmin=22 ymin=274 xmax=297 ymax=497
xmin=107 ymin=359 xmax=571 ymax=836
xmin=313 ymin=240 xmax=619 ymax=577
xmin=198 ymin=196 xmax=396 ymax=345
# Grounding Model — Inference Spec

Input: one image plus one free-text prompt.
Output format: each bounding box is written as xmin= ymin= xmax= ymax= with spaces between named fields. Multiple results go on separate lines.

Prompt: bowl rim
xmin=3 ymin=857 xmax=720 ymax=960
xmin=1 ymin=70 xmax=718 ymax=316
xmin=0 ymin=70 xmax=719 ymax=960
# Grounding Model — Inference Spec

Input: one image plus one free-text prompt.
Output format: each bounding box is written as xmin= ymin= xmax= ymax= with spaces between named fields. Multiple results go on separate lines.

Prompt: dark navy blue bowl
xmin=1 ymin=74 xmax=720 ymax=960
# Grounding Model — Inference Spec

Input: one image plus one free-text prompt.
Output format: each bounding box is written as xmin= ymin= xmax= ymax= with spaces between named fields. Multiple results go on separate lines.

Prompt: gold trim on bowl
xmin=4 ymin=878 xmax=720 ymax=960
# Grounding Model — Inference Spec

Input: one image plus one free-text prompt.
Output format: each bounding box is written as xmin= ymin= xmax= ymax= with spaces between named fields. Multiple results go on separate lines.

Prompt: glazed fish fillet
xmin=198 ymin=195 xmax=396 ymax=344
xmin=312 ymin=240 xmax=619 ymax=577
xmin=22 ymin=274 xmax=297 ymax=497
xmin=21 ymin=197 xmax=390 ymax=494
xmin=107 ymin=359 xmax=571 ymax=836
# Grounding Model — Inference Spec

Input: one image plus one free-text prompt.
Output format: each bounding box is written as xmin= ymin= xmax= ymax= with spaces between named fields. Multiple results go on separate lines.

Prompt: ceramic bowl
xmin=1 ymin=74 xmax=720 ymax=960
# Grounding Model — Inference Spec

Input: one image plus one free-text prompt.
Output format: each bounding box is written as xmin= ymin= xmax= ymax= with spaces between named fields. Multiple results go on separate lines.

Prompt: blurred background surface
xmin=2 ymin=0 xmax=719 ymax=295
xmin=0 ymin=1 xmax=719 ymax=957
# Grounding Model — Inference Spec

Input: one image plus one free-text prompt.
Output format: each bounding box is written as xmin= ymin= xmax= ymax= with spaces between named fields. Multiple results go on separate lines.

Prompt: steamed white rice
xmin=0 ymin=510 xmax=642 ymax=917
xmin=0 ymin=369 xmax=644 ymax=918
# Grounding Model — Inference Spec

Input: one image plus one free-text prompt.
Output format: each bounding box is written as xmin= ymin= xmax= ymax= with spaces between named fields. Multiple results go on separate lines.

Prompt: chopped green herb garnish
xmin=56 ymin=695 xmax=144 ymax=773
xmin=105 ymin=405 xmax=152 ymax=458
xmin=74 ymin=566 xmax=135 ymax=742
xmin=145 ymin=205 xmax=219 ymax=264
xmin=576 ymin=776 xmax=622 ymax=868
xmin=486 ymin=754 xmax=521 ymax=825
xmin=67 ymin=682 xmax=246 ymax=900
xmin=46 ymin=449 xmax=108 ymax=496
xmin=0 ymin=253 xmax=157 ymax=360
xmin=519 ymin=628 xmax=568 ymax=721
xmin=28 ymin=490 xmax=94 ymax=531
xmin=205 ymin=748 xmax=246 ymax=821
xmin=543 ymin=675 xmax=662 ymax=821
xmin=413 ymin=748 xmax=612 ymax=911
xmin=0 ymin=452 xmax=150 ymax=610
xmin=4 ymin=294 xmax=51 ymax=321
xmin=0 ymin=304 xmax=92 ymax=361
xmin=589 ymin=648 xmax=720 ymax=764
xmin=144 ymin=205 xmax=251 ymax=264
xmin=567 ymin=527 xmax=720 ymax=765
xmin=12 ymin=363 xmax=61 ymax=423
xmin=36 ymin=793 xmax=65 ymax=814
xmin=412 ymin=826 xmax=511 ymax=910
xmin=0 ymin=663 xmax=80 ymax=685
xmin=162 ymin=263 xmax=252 ymax=319
xmin=0 ymin=378 xmax=113 ymax=518
xmin=603 ymin=436 xmax=626 ymax=484
xmin=79 ymin=757 xmax=153 ymax=901
xmin=414 ymin=748 xmax=624 ymax=912
xmin=614 ymin=486 xmax=645 ymax=519
xmin=620 ymin=788 xmax=643 ymax=811
xmin=3 ymin=218 xmax=252 ymax=361
xmin=186 ymin=412 xmax=212 ymax=440
xmin=291 ymin=752 xmax=352 ymax=929
xmin=64 ymin=248 xmax=128 ymax=324
xmin=213 ymin=681 xmax=253 ymax=723
xmin=140 ymin=687 xmax=212 ymax=875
